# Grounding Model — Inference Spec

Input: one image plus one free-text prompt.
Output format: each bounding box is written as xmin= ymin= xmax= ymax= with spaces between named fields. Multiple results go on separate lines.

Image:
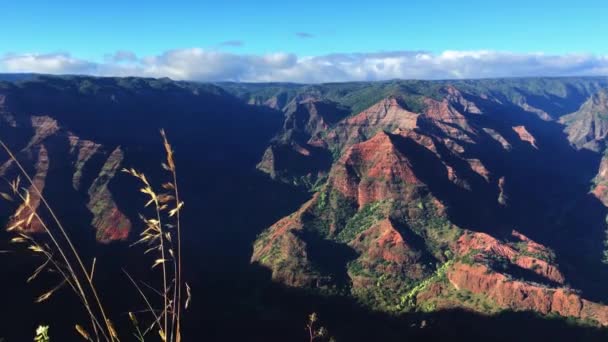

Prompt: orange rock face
xmin=512 ymin=125 xmax=538 ymax=149
xmin=456 ymin=231 xmax=564 ymax=284
xmin=445 ymin=85 xmax=482 ymax=114
xmin=87 ymin=147 xmax=131 ymax=243
xmin=330 ymin=131 xmax=422 ymax=207
xmin=28 ymin=116 xmax=60 ymax=148
xmin=424 ymin=98 xmax=468 ymax=123
xmin=593 ymin=155 xmax=608 ymax=206
xmin=467 ymin=158 xmax=490 ymax=181
xmin=324 ymin=97 xmax=419 ymax=154
xmin=1 ymin=115 xmax=131 ymax=243
xmin=445 ymin=229 xmax=608 ymax=324
xmin=68 ymin=134 xmax=102 ymax=190
xmin=346 ymin=97 xmax=419 ymax=129
xmin=422 ymin=96 xmax=476 ymax=143
xmin=350 ymin=219 xmax=413 ymax=264
xmin=447 ymin=262 xmax=608 ymax=325
xmin=251 ymin=194 xmax=320 ymax=287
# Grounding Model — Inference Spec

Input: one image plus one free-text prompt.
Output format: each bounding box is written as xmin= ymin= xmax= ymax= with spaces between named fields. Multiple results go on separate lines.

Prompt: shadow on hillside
xmin=445 ymin=92 xmax=608 ymax=302
xmin=184 ymin=263 xmax=608 ymax=342
xmin=297 ymin=229 xmax=358 ymax=289
xmin=374 ymin=89 xmax=608 ymax=302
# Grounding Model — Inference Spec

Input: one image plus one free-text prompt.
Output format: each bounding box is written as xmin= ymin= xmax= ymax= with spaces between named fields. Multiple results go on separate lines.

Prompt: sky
xmin=1 ymin=0 xmax=608 ymax=82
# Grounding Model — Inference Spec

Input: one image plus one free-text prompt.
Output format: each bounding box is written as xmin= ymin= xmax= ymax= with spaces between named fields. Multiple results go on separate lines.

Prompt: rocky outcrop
xmin=512 ymin=125 xmax=538 ymax=149
xmin=282 ymin=99 xmax=347 ymax=137
xmin=256 ymin=99 xmax=346 ymax=186
xmin=466 ymin=159 xmax=490 ymax=182
xmin=421 ymin=96 xmax=476 ymax=143
xmin=329 ymin=131 xmax=422 ymax=207
xmin=348 ymin=218 xmax=428 ymax=286
xmin=0 ymin=113 xmax=130 ymax=242
xmin=483 ymin=128 xmax=512 ymax=150
xmin=251 ymin=194 xmax=321 ymax=287
xmin=592 ymin=153 xmax=608 ymax=206
xmin=26 ymin=116 xmax=60 ymax=149
xmin=455 ymin=231 xmax=564 ymax=284
xmin=322 ymin=97 xmax=419 ymax=154
xmin=87 ymin=147 xmax=130 ymax=243
xmin=445 ymin=86 xmax=482 ymax=115
xmin=436 ymin=229 xmax=608 ymax=325
xmin=448 ymin=262 xmax=608 ymax=325
xmin=68 ymin=134 xmax=102 ymax=190
xmin=561 ymin=89 xmax=608 ymax=151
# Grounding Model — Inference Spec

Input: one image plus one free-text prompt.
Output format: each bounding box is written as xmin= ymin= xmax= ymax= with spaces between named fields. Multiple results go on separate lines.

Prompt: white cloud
xmin=2 ymin=53 xmax=97 ymax=75
xmin=2 ymin=49 xmax=608 ymax=83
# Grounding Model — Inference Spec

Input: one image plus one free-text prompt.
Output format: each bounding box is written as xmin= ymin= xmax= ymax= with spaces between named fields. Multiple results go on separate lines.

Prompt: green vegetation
xmin=221 ymin=77 xmax=608 ymax=121
xmin=510 ymin=241 xmax=556 ymax=263
xmin=422 ymin=285 xmax=503 ymax=315
xmin=336 ymin=201 xmax=388 ymax=242
xmin=543 ymin=312 xmax=602 ymax=328
xmin=391 ymin=194 xmax=462 ymax=261
xmin=398 ymin=260 xmax=454 ymax=310
xmin=306 ymin=312 xmax=335 ymax=342
xmin=602 ymin=220 xmax=608 ymax=264
xmin=348 ymin=259 xmax=423 ymax=312
xmin=290 ymin=173 xmax=328 ymax=191
xmin=317 ymin=191 xmax=328 ymax=209
xmin=327 ymin=189 xmax=358 ymax=234
xmin=301 ymin=186 xmax=466 ymax=313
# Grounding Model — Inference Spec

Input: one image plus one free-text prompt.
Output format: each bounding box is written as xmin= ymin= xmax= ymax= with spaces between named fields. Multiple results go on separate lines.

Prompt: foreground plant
xmin=34 ymin=325 xmax=50 ymax=342
xmin=0 ymin=130 xmax=188 ymax=342
xmin=1 ymin=140 xmax=116 ymax=341
xmin=123 ymin=129 xmax=188 ymax=341
xmin=306 ymin=312 xmax=334 ymax=342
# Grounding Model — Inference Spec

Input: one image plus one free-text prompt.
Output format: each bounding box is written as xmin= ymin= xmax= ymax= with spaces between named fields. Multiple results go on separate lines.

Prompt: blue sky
xmin=1 ymin=0 xmax=608 ymax=82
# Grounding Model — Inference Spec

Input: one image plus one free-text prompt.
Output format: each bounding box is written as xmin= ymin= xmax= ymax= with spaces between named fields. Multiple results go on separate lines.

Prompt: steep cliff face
xmin=561 ymin=89 xmax=608 ymax=151
xmin=0 ymin=114 xmax=130 ymax=242
xmin=328 ymin=131 xmax=422 ymax=207
xmin=69 ymin=134 xmax=101 ymax=190
xmin=257 ymin=98 xmax=347 ymax=186
xmin=447 ymin=263 xmax=608 ymax=325
xmin=254 ymin=126 xmax=465 ymax=311
xmin=321 ymin=97 xmax=420 ymax=157
xmin=87 ymin=147 xmax=131 ymax=242
xmin=0 ymin=75 xmax=282 ymax=246
xmin=512 ymin=125 xmax=539 ymax=149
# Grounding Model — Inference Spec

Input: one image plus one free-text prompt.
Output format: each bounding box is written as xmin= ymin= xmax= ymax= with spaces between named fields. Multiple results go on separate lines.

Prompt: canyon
xmin=1 ymin=75 xmax=608 ymax=340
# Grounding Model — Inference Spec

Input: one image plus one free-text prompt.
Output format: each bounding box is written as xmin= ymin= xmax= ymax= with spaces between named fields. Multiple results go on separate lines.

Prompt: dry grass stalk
xmin=122 ymin=129 xmax=186 ymax=342
xmin=1 ymin=141 xmax=114 ymax=341
xmin=0 ymin=130 xmax=187 ymax=342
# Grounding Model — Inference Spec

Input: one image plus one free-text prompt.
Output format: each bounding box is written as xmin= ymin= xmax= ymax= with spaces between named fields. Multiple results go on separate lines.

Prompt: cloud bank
xmin=2 ymin=49 xmax=608 ymax=83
